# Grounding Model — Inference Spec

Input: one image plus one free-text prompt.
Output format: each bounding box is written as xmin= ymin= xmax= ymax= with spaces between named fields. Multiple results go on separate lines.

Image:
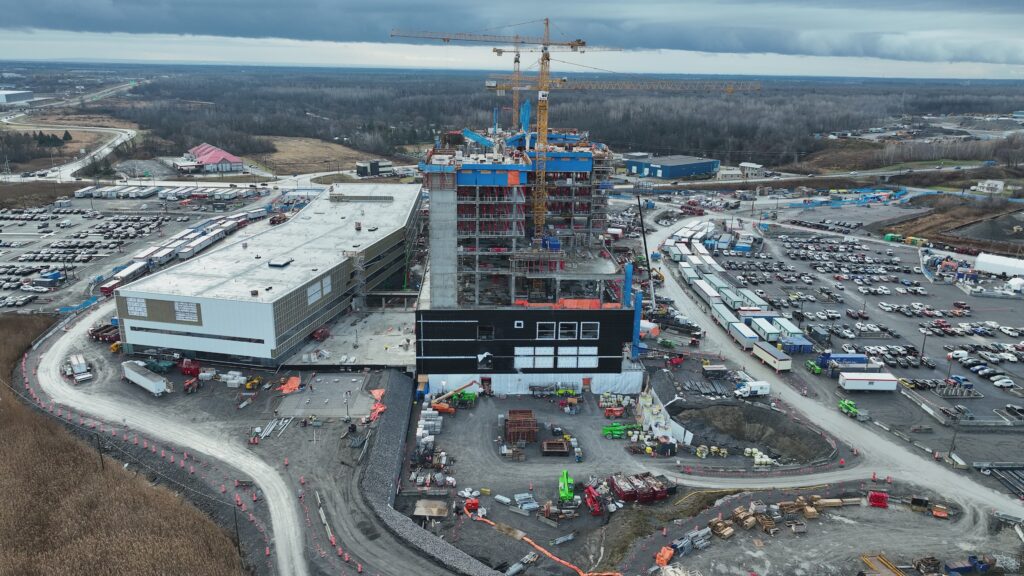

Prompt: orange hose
xmin=462 ymin=506 xmax=622 ymax=576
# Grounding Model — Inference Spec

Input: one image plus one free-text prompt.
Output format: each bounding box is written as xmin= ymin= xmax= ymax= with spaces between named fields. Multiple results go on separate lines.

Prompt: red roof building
xmin=174 ymin=143 xmax=244 ymax=173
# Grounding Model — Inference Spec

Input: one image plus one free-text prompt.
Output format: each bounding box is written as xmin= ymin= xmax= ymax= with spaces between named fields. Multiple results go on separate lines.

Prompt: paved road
xmin=1 ymin=83 xmax=139 ymax=184
xmin=34 ymin=300 xmax=310 ymax=576
xmin=641 ymin=215 xmax=1021 ymax=525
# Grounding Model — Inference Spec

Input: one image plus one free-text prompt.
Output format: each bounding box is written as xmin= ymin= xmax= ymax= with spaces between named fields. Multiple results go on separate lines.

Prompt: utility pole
xmin=948 ymin=415 xmax=961 ymax=457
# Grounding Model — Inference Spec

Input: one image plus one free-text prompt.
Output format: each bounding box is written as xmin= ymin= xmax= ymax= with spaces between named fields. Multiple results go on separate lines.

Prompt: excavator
xmin=430 ymin=380 xmax=478 ymax=415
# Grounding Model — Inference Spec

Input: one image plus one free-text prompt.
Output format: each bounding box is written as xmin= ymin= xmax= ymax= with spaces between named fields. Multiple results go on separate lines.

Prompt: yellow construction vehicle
xmin=109 ymin=341 xmax=122 ymax=353
xmin=244 ymin=376 xmax=263 ymax=391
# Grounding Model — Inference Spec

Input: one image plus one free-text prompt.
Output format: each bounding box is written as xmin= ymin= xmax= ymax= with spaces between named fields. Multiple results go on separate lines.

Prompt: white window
xmin=514 ymin=356 xmax=534 ymax=369
xmin=322 ymin=275 xmax=332 ymax=295
xmin=534 ymin=356 xmax=554 ymax=369
xmin=578 ymin=356 xmax=599 ymax=368
xmin=581 ymin=322 xmax=600 ymax=340
xmin=579 ymin=346 xmax=598 ymax=356
xmin=307 ymin=282 xmax=322 ymax=305
xmin=514 ymin=320 xmax=524 ymax=329
xmin=534 ymin=347 xmax=554 ymax=356
xmin=557 ymin=356 xmax=578 ymax=369
xmin=558 ymin=322 xmax=578 ymax=340
xmin=558 ymin=347 xmax=578 ymax=356
xmin=514 ymin=347 xmax=534 ymax=356
xmin=125 ymin=297 xmax=147 ymax=317
xmin=537 ymin=322 xmax=556 ymax=340
xmin=173 ymin=301 xmax=198 ymax=322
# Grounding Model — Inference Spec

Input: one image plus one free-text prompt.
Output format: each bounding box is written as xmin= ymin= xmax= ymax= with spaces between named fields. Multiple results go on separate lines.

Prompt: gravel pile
xmin=361 ymin=370 xmax=501 ymax=576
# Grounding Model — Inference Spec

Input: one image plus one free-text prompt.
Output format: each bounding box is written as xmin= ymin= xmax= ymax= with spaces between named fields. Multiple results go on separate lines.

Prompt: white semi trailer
xmin=121 ymin=361 xmax=172 ymax=397
xmin=838 ymin=372 xmax=898 ymax=392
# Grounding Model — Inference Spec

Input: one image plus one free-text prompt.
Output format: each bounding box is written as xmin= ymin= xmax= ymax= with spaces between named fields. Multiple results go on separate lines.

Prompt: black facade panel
xmin=416 ymin=308 xmax=633 ymax=375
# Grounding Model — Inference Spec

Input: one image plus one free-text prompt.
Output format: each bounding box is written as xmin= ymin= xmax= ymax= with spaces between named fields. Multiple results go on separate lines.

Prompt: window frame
xmin=558 ymin=321 xmax=578 ymax=340
xmin=580 ymin=321 xmax=600 ymax=340
xmin=536 ymin=322 xmax=556 ymax=340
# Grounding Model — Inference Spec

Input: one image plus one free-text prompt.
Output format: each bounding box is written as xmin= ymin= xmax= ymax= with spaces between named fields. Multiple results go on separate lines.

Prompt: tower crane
xmin=392 ymin=19 xmax=580 ymax=242
xmin=492 ymin=45 xmax=621 ymax=130
xmin=391 ymin=21 xmax=761 ymax=241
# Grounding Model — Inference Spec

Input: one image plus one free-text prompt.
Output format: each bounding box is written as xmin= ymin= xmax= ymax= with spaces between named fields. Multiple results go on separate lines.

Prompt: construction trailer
xmin=710 ymin=303 xmax=740 ymax=327
xmin=752 ymin=341 xmax=792 ymax=372
xmin=727 ymin=322 xmax=759 ymax=350
xmin=750 ymin=317 xmax=781 ymax=343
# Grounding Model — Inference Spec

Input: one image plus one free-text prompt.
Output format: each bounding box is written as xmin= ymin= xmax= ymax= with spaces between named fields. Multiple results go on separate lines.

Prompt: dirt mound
xmin=672 ymin=403 xmax=833 ymax=464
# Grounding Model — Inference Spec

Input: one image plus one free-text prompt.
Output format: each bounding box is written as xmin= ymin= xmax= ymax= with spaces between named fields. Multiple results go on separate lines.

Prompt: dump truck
xmin=122 ymin=361 xmax=172 ymax=397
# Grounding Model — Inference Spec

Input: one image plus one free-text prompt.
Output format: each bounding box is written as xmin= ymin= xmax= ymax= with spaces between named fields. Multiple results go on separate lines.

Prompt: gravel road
xmin=34 ymin=300 xmax=309 ymax=576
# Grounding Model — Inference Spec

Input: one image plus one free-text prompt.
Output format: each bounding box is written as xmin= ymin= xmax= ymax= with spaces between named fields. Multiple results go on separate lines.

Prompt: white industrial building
xmin=974 ymin=252 xmax=1024 ymax=279
xmin=0 ymin=90 xmax=33 ymax=105
xmin=738 ymin=162 xmax=765 ymax=179
xmin=975 ymin=180 xmax=1005 ymax=194
xmin=115 ymin=184 xmax=423 ymax=365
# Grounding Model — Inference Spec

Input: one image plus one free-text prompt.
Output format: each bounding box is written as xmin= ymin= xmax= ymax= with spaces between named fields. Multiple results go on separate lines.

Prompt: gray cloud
xmin=3 ymin=1 xmax=1024 ymax=64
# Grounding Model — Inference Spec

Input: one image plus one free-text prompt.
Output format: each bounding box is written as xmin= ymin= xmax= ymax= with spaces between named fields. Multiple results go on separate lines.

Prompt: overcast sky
xmin=2 ymin=1 xmax=1024 ymax=79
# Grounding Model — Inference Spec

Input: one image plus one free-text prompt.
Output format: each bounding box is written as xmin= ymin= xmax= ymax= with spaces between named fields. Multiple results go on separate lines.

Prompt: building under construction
xmin=416 ymin=127 xmax=644 ymax=395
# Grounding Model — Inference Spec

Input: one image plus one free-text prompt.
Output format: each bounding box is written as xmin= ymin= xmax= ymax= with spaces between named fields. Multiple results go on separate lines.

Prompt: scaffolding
xmin=423 ymin=131 xmax=617 ymax=308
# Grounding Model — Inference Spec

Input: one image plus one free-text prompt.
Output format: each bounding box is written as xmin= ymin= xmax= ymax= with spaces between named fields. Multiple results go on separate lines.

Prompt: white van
xmin=950 ymin=350 xmax=969 ymax=360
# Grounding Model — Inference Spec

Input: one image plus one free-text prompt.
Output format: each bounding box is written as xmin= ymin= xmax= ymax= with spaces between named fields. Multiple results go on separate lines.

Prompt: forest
xmin=0 ymin=130 xmax=73 ymax=165
xmin=89 ymin=67 xmax=1024 ymax=168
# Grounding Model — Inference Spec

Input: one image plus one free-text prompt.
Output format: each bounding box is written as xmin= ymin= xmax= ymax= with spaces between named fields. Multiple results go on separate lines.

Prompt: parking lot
xmin=714 ymin=219 xmax=1024 ymax=464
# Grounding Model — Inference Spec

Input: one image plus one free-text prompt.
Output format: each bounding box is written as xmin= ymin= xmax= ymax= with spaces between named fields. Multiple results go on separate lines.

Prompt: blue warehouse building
xmin=625 ymin=155 xmax=720 ymax=180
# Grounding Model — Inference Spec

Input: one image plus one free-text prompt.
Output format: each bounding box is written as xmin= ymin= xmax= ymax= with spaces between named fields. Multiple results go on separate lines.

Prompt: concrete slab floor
xmin=288 ymin=310 xmax=415 ymax=368
xmin=277 ymin=372 xmax=375 ymax=418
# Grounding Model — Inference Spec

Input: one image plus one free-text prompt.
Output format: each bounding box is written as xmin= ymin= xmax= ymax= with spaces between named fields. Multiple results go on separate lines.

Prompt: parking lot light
xmin=919 ymin=332 xmax=928 ymax=361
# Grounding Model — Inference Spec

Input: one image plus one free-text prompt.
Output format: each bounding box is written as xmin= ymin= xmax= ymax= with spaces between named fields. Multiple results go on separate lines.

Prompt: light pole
xmin=947 ymin=414 xmax=961 ymax=457
xmin=919 ymin=331 xmax=928 ymax=362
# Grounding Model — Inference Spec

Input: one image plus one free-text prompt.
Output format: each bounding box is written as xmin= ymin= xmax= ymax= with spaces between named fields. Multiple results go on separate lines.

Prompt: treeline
xmin=88 ymin=69 xmax=1024 ymax=166
xmin=0 ymin=131 xmax=72 ymax=164
xmin=877 ymin=134 xmax=1024 ymax=167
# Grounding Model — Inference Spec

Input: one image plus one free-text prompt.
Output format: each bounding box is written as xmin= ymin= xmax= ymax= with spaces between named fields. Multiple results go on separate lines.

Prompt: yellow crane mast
xmin=392 ymin=19 xmax=584 ymax=242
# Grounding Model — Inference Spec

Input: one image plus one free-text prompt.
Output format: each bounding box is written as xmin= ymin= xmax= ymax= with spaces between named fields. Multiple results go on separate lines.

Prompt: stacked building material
xmin=504 ymin=409 xmax=538 ymax=443
xmin=419 ymin=408 xmax=443 ymax=435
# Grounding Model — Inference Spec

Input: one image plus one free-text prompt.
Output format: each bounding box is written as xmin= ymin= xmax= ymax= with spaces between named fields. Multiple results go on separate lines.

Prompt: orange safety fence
xmin=462 ymin=505 xmax=621 ymax=576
